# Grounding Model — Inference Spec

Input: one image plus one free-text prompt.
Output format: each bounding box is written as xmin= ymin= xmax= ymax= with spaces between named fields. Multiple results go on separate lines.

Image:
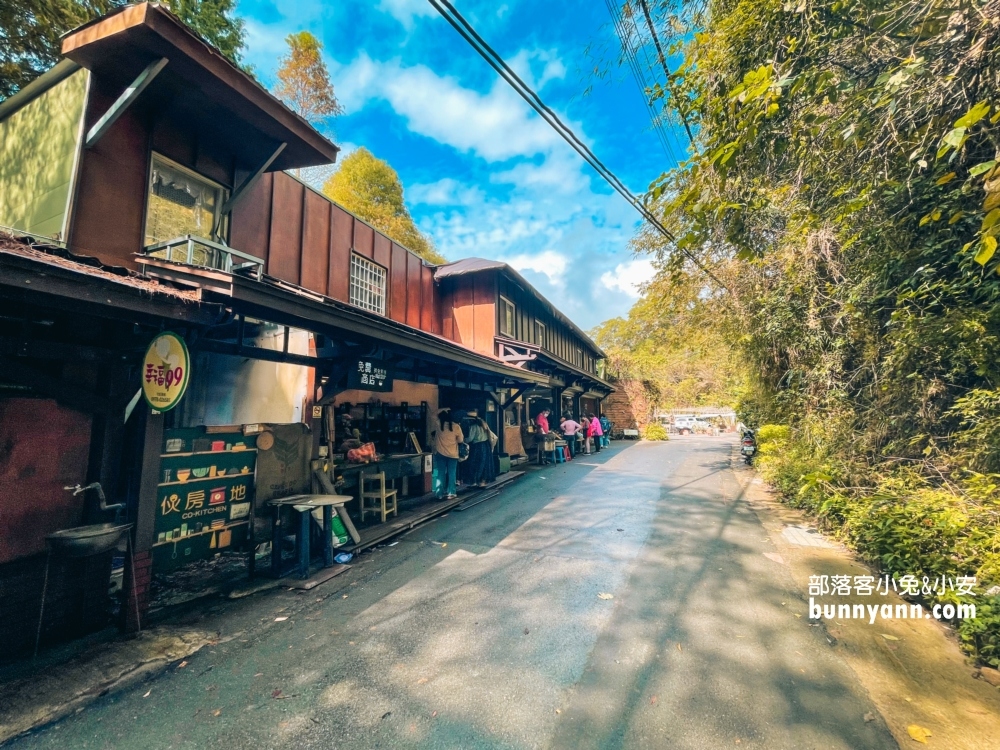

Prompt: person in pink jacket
xmin=588 ymin=412 xmax=604 ymax=453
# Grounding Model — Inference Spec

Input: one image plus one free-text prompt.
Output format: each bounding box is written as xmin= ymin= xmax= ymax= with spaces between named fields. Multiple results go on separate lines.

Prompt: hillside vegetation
xmin=626 ymin=0 xmax=1000 ymax=664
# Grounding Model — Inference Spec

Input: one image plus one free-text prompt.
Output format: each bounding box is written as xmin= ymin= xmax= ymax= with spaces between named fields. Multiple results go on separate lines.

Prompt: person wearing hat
xmin=431 ymin=409 xmax=464 ymax=499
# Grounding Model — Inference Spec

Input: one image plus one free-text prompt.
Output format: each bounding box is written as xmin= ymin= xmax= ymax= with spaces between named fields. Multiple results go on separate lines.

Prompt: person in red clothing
xmin=588 ymin=412 xmax=604 ymax=453
xmin=535 ymin=409 xmax=551 ymax=435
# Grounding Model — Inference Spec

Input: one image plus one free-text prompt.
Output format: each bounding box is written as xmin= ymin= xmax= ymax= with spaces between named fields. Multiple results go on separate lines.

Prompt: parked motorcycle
xmin=740 ymin=430 xmax=757 ymax=465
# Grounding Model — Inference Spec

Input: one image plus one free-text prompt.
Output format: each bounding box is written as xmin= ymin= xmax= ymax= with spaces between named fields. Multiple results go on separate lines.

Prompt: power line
xmin=619 ymin=2 xmax=689 ymax=161
xmin=634 ymin=0 xmax=696 ymax=145
xmin=604 ymin=0 xmax=678 ymax=164
xmin=424 ymin=0 xmax=725 ymax=289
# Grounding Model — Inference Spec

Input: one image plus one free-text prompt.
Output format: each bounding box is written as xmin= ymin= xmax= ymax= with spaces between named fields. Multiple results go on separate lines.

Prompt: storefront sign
xmin=153 ymin=427 xmax=257 ymax=572
xmin=347 ymin=358 xmax=394 ymax=392
xmin=142 ymin=332 xmax=190 ymax=411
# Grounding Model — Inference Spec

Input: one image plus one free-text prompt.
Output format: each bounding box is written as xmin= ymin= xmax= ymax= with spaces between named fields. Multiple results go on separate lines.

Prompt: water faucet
xmin=64 ymin=483 xmax=125 ymax=522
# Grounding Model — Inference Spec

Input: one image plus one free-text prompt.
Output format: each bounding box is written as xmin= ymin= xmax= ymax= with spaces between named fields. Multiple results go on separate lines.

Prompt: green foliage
xmin=628 ymin=0 xmax=1000 ymax=662
xmin=0 ymin=1 xmax=247 ymax=101
xmin=643 ymin=423 xmax=670 ymax=441
xmin=592 ymin=269 xmax=743 ymax=410
xmin=323 ymin=148 xmax=445 ymax=264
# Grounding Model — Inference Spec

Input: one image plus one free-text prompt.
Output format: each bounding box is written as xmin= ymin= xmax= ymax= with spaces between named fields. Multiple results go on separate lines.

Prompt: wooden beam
xmin=219 ymin=142 xmax=286 ymax=216
xmin=86 ymin=57 xmax=168 ymax=148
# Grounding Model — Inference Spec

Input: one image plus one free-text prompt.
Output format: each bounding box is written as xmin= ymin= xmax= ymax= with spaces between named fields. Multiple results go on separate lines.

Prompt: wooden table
xmin=267 ymin=494 xmax=352 ymax=579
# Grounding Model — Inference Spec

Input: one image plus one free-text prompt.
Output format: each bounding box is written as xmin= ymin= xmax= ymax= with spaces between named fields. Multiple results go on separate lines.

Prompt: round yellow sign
xmin=142 ymin=332 xmax=190 ymax=411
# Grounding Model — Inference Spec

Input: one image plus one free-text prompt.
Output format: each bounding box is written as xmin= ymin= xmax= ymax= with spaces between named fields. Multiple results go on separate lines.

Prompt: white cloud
xmin=508 ymin=49 xmax=567 ymax=90
xmin=508 ymin=250 xmax=569 ymax=284
xmin=333 ymin=54 xmax=574 ymax=162
xmin=408 ymin=178 xmax=485 ymax=207
xmin=600 ymin=259 xmax=655 ymax=298
xmin=377 ymin=0 xmax=436 ymax=29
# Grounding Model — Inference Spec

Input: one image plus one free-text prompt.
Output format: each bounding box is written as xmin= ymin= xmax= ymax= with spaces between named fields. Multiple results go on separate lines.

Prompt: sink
xmin=46 ymin=523 xmax=132 ymax=557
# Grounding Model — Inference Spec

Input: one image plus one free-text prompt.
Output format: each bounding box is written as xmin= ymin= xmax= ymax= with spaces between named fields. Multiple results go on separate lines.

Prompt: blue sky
xmin=236 ymin=0 xmax=686 ymax=330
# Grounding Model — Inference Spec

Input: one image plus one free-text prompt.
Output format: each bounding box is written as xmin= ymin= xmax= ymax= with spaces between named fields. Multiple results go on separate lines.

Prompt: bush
xmin=755 ymin=424 xmax=1000 ymax=666
xmin=643 ymin=423 xmax=669 ymax=441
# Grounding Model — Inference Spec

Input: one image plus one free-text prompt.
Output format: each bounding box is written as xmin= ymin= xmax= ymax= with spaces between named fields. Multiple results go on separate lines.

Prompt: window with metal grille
xmin=349 ymin=253 xmax=386 ymax=315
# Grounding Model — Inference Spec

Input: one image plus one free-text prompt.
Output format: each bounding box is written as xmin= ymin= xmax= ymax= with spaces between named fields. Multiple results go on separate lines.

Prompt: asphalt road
xmin=9 ymin=437 xmax=897 ymax=749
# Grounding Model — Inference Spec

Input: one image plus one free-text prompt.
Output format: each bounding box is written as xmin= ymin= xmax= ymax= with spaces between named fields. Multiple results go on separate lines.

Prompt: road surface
xmin=8 ymin=437 xmax=896 ymax=749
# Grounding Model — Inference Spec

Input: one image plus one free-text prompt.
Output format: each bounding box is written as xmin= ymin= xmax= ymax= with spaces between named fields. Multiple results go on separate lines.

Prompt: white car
xmin=672 ymin=416 xmax=711 ymax=434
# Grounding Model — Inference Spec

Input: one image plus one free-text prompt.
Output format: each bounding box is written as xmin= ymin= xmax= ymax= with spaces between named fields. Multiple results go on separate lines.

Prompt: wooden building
xmin=0 ymin=3 xmax=611 ymax=655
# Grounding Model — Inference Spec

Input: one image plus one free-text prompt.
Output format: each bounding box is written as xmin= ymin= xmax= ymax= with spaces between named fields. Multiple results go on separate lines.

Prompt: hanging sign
xmin=347 ymin=358 xmax=394 ymax=392
xmin=142 ymin=331 xmax=191 ymax=411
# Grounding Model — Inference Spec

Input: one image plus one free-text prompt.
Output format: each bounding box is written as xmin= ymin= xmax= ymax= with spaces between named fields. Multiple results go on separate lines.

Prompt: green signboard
xmin=153 ymin=427 xmax=257 ymax=572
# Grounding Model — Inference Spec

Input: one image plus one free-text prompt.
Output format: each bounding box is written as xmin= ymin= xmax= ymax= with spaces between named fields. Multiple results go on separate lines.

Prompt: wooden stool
xmin=360 ymin=471 xmax=398 ymax=523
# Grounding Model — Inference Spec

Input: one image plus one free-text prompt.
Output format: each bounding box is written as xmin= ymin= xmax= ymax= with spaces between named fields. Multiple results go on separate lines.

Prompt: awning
xmin=61 ymin=3 xmax=338 ymax=171
xmin=139 ymin=257 xmax=552 ymax=388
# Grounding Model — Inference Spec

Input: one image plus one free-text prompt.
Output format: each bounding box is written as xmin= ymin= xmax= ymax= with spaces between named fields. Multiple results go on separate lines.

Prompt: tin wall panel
xmin=267 ymin=175 xmax=303 ymax=284
xmin=373 ymin=232 xmax=391 ymax=270
xmin=472 ymin=272 xmax=495 ymax=355
xmin=420 ymin=265 xmax=439 ymax=334
xmin=406 ymin=252 xmax=422 ymax=328
xmin=329 ymin=204 xmax=353 ymax=302
xmin=230 ymin=172 xmax=272 ymax=267
xmin=452 ymin=279 xmax=474 ymax=348
xmin=354 ymin=221 xmax=374 ymax=259
xmin=300 ymin=189 xmax=331 ymax=295
xmin=70 ymin=86 xmax=148 ymax=266
xmin=389 ymin=242 xmax=407 ymax=322
xmin=441 ymin=286 xmax=455 ymax=341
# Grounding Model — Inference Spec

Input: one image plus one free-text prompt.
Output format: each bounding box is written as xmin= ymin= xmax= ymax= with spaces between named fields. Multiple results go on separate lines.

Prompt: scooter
xmin=740 ymin=430 xmax=757 ymax=465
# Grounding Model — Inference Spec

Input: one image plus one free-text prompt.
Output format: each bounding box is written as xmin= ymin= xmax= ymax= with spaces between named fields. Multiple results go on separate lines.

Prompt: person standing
xmin=589 ymin=412 xmax=604 ymax=453
xmin=465 ymin=410 xmax=495 ymax=487
xmin=536 ymin=409 xmax=551 ymax=435
xmin=560 ymin=415 xmax=582 ymax=458
xmin=580 ymin=415 xmax=592 ymax=454
xmin=599 ymin=414 xmax=611 ymax=448
xmin=431 ymin=409 xmax=463 ymax=499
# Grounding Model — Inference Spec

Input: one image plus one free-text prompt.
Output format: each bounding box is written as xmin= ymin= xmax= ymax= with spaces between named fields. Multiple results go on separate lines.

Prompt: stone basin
xmin=46 ymin=523 xmax=132 ymax=557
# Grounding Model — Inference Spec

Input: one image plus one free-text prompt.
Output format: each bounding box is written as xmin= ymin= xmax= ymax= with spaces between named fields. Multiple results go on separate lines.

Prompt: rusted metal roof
xmin=60 ymin=3 xmax=339 ymax=170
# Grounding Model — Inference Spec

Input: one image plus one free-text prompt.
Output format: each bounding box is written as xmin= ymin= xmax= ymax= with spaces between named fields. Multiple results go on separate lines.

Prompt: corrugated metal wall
xmin=231 ymin=172 xmax=441 ymax=334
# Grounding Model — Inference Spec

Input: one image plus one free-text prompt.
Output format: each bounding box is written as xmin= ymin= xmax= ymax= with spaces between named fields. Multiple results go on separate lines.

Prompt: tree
xmin=323 ymin=148 xmax=446 ymax=264
xmin=0 ymin=0 xmax=247 ymax=101
xmin=273 ymin=31 xmax=342 ymax=125
xmin=1 ymin=1 xmax=120 ymax=100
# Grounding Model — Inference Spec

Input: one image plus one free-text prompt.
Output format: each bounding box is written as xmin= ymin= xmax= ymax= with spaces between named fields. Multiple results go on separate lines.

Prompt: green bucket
xmin=330 ymin=515 xmax=349 ymax=546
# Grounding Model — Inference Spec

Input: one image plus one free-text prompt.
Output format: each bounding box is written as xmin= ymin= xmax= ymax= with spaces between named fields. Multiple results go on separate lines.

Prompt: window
xmin=350 ymin=253 xmax=387 ymax=315
xmin=500 ymin=296 xmax=515 ymax=337
xmin=145 ymin=154 xmax=226 ymax=248
xmin=535 ymin=320 xmax=546 ymax=349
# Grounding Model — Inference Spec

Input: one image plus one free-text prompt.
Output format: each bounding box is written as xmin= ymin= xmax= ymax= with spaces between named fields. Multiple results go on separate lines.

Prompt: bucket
xmin=330 ymin=515 xmax=349 ymax=547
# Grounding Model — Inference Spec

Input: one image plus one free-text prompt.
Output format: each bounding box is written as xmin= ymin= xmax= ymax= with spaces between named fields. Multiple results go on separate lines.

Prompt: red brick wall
xmin=122 ymin=549 xmax=152 ymax=633
xmin=603 ymin=389 xmax=639 ymax=431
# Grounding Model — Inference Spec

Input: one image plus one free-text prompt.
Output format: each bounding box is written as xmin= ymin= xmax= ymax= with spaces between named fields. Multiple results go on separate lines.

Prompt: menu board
xmin=153 ymin=427 xmax=257 ymax=572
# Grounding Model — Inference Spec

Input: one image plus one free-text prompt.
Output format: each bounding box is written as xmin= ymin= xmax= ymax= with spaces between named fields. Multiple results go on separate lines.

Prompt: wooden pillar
xmin=121 ymin=408 xmax=163 ymax=633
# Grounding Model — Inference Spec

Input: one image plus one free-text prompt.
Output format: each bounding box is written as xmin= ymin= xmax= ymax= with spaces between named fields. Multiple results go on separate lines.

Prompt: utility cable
xmin=425 ymin=0 xmax=725 ymax=289
xmin=635 ymin=0 xmax=696 ymax=145
xmin=604 ymin=0 xmax=678 ymax=164
xmin=603 ymin=0 xmax=675 ymax=162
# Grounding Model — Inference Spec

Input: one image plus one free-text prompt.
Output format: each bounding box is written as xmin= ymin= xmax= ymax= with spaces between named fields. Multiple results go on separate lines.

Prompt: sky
xmin=236 ymin=0 xmax=686 ymax=330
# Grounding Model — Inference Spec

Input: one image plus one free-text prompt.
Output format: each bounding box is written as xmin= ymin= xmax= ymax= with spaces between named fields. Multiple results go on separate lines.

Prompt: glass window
xmin=350 ymin=253 xmax=387 ymax=315
xmin=500 ymin=296 xmax=515 ymax=337
xmin=144 ymin=154 xmax=226 ymax=249
xmin=535 ymin=320 xmax=546 ymax=348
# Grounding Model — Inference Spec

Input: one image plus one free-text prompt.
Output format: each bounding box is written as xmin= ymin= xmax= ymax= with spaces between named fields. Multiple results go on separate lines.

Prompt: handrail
xmin=139 ymin=235 xmax=264 ymax=279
